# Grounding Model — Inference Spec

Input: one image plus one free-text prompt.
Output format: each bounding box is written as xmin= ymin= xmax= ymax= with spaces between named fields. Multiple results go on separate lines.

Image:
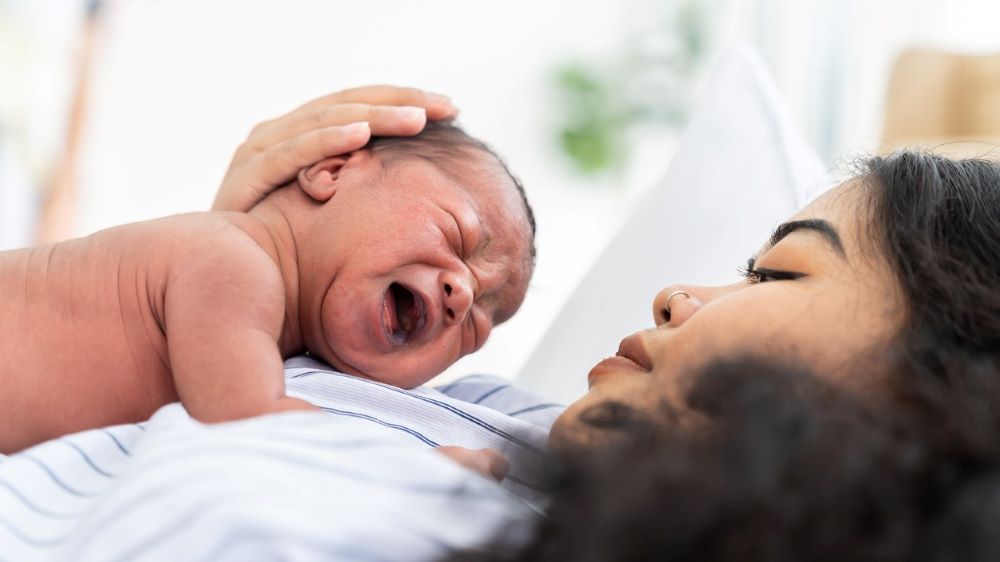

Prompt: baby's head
xmin=259 ymin=122 xmax=536 ymax=387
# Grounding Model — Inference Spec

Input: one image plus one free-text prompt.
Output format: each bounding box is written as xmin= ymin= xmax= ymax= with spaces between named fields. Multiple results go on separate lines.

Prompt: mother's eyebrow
xmin=767 ymin=218 xmax=846 ymax=256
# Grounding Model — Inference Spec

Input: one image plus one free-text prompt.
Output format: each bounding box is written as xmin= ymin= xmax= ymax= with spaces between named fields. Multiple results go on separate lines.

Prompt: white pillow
xmin=515 ymin=44 xmax=827 ymax=403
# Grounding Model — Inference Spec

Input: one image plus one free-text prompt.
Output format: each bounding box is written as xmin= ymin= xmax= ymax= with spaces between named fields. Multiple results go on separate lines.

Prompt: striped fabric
xmin=0 ymin=356 xmax=563 ymax=561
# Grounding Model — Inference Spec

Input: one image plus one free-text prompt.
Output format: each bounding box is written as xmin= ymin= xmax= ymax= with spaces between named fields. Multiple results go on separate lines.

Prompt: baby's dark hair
xmin=366 ymin=121 xmax=536 ymax=260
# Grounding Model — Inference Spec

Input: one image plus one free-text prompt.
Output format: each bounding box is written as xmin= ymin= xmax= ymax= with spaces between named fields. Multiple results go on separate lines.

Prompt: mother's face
xmin=550 ymin=182 xmax=905 ymax=452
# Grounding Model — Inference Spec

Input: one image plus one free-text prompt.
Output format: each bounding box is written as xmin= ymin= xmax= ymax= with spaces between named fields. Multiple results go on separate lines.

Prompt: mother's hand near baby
xmin=212 ymin=85 xmax=459 ymax=212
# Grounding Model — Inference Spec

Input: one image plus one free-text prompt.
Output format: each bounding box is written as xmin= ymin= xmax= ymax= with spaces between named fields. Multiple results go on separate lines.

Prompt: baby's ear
xmin=296 ymin=151 xmax=369 ymax=202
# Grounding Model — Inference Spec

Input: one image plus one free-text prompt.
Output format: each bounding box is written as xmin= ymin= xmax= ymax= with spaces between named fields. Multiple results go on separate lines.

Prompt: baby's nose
xmin=439 ymin=270 xmax=474 ymax=326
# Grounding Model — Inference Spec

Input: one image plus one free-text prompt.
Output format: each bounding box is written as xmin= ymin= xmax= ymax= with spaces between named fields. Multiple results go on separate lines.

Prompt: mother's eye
xmin=739 ymin=256 xmax=806 ymax=285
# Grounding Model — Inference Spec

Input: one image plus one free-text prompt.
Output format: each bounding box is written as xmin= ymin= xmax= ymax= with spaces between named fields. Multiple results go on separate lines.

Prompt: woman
xmin=504 ymin=152 xmax=1000 ymax=560
xmin=223 ymin=86 xmax=1000 ymax=558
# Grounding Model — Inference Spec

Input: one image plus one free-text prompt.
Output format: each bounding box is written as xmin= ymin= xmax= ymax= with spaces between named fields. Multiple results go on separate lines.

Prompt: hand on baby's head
xmin=261 ymin=122 xmax=536 ymax=388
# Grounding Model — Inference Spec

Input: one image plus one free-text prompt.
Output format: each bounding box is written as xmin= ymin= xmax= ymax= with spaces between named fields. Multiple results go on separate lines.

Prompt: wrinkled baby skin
xmin=0 ymin=148 xmax=533 ymax=453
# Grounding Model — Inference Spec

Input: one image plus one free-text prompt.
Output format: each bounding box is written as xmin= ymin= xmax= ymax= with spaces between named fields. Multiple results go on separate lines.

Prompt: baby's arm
xmin=163 ymin=229 xmax=315 ymax=422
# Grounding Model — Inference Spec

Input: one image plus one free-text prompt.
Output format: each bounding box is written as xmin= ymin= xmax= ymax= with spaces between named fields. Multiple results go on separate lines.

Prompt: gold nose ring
xmin=665 ymin=290 xmax=691 ymax=314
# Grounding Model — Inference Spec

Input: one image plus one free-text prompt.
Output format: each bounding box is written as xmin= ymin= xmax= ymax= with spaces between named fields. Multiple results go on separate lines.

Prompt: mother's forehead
xmin=781 ymin=180 xmax=893 ymax=273
xmin=795 ymin=180 xmax=867 ymax=216
xmin=789 ymin=182 xmax=870 ymax=237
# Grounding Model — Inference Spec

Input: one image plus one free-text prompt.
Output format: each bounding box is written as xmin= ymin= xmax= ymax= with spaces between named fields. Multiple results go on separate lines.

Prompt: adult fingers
xmin=247 ymin=104 xmax=428 ymax=151
xmin=215 ymin=122 xmax=371 ymax=211
xmin=307 ymin=84 xmax=458 ymax=120
xmin=255 ymin=121 xmax=372 ymax=186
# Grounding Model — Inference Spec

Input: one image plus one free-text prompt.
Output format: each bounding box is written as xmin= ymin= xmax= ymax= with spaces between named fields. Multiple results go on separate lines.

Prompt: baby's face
xmin=294 ymin=150 xmax=533 ymax=387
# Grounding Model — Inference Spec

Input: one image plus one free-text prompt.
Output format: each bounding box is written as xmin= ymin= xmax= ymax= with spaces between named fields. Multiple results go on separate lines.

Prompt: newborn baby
xmin=0 ymin=122 xmax=536 ymax=453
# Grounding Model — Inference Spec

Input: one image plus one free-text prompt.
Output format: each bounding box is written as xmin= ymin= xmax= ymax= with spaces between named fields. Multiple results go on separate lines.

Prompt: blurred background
xmin=2 ymin=0 xmax=999 ymax=382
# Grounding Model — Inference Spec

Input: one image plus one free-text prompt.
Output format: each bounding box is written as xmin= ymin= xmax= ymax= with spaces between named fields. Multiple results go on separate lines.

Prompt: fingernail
xmin=427 ymin=92 xmax=452 ymax=105
xmin=481 ymin=449 xmax=509 ymax=481
xmin=344 ymin=121 xmax=370 ymax=134
xmin=395 ymin=106 xmax=427 ymax=120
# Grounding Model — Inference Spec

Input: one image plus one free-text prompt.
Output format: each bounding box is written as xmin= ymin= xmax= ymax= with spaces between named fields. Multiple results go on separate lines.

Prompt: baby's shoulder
xmin=155 ymin=212 xmax=281 ymax=284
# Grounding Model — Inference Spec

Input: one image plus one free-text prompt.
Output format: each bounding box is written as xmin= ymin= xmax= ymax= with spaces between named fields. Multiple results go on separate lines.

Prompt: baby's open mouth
xmin=384 ymin=282 xmax=427 ymax=346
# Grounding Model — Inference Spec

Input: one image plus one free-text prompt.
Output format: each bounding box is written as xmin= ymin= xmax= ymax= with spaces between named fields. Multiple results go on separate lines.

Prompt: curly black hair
xmin=452 ymin=356 xmax=1000 ymax=562
xmin=444 ymin=151 xmax=1000 ymax=562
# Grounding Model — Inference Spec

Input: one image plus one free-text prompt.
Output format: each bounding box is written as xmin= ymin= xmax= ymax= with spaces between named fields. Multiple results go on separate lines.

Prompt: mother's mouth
xmin=587 ymin=356 xmax=646 ymax=388
xmin=384 ymin=282 xmax=427 ymax=347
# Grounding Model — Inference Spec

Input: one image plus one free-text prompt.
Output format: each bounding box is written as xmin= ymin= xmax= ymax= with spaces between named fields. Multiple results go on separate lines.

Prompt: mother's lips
xmin=587 ymin=333 xmax=654 ymax=388
xmin=616 ymin=333 xmax=653 ymax=371
xmin=587 ymin=356 xmax=647 ymax=388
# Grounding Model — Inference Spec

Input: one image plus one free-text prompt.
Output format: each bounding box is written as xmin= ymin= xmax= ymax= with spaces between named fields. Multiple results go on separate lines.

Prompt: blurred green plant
xmin=555 ymin=65 xmax=628 ymax=174
xmin=552 ymin=0 xmax=713 ymax=176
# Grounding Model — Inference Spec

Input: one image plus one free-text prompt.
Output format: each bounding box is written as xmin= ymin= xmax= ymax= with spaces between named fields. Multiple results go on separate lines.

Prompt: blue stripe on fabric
xmin=319 ymin=407 xmax=439 ymax=447
xmin=0 ymin=479 xmax=81 ymax=518
xmin=290 ymin=369 xmax=326 ymax=379
xmin=115 ymin=501 xmax=407 ymax=562
xmin=432 ymin=381 xmax=459 ymax=393
xmin=0 ymin=514 xmax=69 ymax=548
xmin=23 ymin=454 xmax=99 ymax=497
xmin=473 ymin=384 xmax=509 ymax=404
xmin=102 ymin=429 xmax=131 ymax=456
xmin=433 ymin=374 xmax=492 ymax=394
xmin=289 ymin=369 xmax=549 ymax=489
xmin=504 ymin=473 xmax=538 ymax=490
xmin=316 ymin=400 xmax=544 ymax=491
xmin=203 ymin=530 xmax=400 ymax=562
xmin=84 ymin=446 xmax=505 ymax=552
xmin=294 ymin=371 xmax=544 ymax=454
xmin=123 ymin=449 xmax=508 ymax=562
xmin=61 ymin=440 xmax=115 ymax=478
xmin=133 ymin=423 xmax=146 ymax=431
xmin=507 ymin=403 xmax=564 ymax=417
xmin=105 ymin=500 xmax=217 ymax=562
xmin=368 ymin=386 xmax=544 ymax=453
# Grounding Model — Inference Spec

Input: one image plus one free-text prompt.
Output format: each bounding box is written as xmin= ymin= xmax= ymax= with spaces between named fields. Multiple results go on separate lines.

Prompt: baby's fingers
xmin=435 ymin=446 xmax=510 ymax=482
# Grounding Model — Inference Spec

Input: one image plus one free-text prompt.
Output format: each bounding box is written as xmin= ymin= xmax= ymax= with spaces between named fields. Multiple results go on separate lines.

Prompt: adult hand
xmin=212 ymin=85 xmax=458 ymax=212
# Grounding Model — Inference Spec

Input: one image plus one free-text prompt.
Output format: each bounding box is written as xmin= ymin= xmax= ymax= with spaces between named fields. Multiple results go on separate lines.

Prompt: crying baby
xmin=0 ymin=122 xmax=535 ymax=453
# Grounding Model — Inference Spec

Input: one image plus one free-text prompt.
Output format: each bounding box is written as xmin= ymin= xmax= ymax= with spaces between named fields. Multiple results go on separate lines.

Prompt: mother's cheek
xmin=547 ymin=404 xmax=595 ymax=456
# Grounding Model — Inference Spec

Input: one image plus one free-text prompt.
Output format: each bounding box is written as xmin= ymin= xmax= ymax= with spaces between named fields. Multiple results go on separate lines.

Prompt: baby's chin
xmin=360 ymin=362 xmax=444 ymax=389
xmin=319 ymin=346 xmax=445 ymax=390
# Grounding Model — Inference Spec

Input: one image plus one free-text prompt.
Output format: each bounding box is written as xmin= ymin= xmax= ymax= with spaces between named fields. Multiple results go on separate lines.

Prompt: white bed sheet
xmin=0 ymin=358 xmax=561 ymax=562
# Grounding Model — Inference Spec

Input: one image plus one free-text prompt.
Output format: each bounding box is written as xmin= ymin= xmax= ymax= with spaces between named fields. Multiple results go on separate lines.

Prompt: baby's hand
xmin=436 ymin=446 xmax=510 ymax=482
xmin=213 ymin=85 xmax=459 ymax=212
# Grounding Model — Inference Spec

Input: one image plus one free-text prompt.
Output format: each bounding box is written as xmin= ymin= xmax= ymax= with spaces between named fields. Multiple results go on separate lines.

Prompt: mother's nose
xmin=652 ymin=285 xmax=703 ymax=327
